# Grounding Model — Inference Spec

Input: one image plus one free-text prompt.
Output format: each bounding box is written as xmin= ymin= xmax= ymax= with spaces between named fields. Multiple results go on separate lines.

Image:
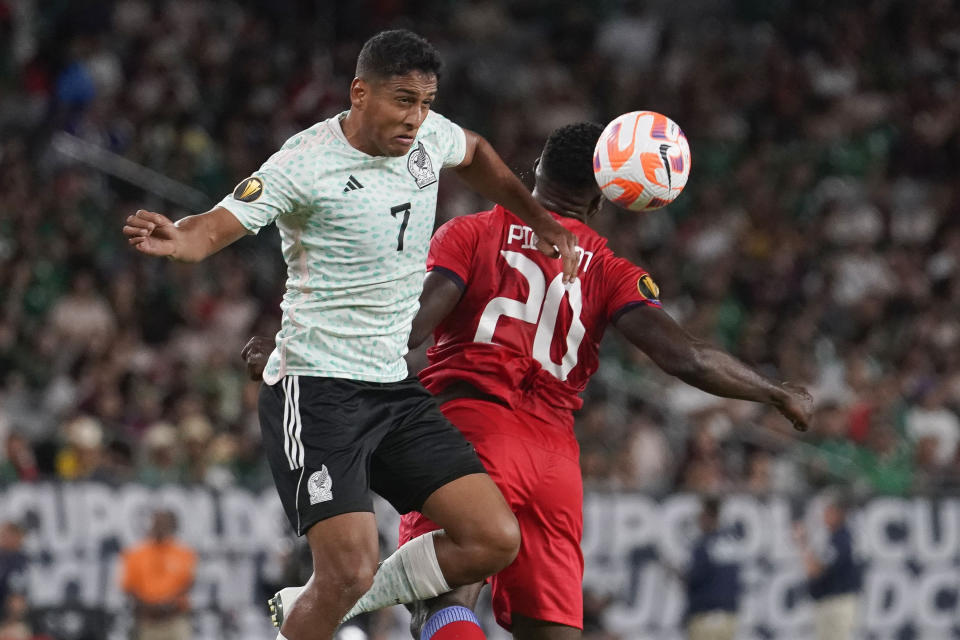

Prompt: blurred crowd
xmin=2 ymin=0 xmax=960 ymax=508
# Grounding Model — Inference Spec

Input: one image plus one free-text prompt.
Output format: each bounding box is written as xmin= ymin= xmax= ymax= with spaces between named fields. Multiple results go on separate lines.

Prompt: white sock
xmin=277 ymin=634 xmax=290 ymax=640
xmin=343 ymin=530 xmax=450 ymax=621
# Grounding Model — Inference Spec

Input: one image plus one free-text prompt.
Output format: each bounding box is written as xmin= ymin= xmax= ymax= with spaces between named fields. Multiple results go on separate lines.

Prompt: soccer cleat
xmin=268 ymin=586 xmax=302 ymax=629
xmin=268 ymin=591 xmax=282 ymax=628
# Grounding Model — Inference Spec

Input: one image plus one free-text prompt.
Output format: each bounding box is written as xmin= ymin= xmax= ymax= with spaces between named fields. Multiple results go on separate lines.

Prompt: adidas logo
xmin=343 ymin=175 xmax=364 ymax=193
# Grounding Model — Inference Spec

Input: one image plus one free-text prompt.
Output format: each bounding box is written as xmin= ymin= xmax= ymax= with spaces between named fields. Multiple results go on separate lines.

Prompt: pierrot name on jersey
xmin=419 ymin=205 xmax=661 ymax=426
xmin=217 ymin=110 xmax=467 ymax=385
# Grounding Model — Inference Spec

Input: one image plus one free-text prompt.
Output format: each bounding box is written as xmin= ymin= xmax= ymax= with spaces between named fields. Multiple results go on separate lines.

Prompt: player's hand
xmin=533 ymin=219 xmax=579 ymax=283
xmin=241 ymin=336 xmax=274 ymax=381
xmin=774 ymin=382 xmax=813 ymax=432
xmin=123 ymin=210 xmax=179 ymax=258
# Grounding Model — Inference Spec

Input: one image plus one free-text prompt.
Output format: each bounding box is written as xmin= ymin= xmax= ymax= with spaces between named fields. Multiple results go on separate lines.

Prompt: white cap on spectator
xmin=144 ymin=422 xmax=178 ymax=450
xmin=66 ymin=416 xmax=104 ymax=450
xmin=180 ymin=415 xmax=213 ymax=443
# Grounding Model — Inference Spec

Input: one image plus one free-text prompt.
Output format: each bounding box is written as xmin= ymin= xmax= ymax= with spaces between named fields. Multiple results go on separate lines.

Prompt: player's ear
xmin=587 ymin=192 xmax=604 ymax=219
xmin=532 ymin=156 xmax=541 ymax=176
xmin=350 ymin=77 xmax=367 ymax=109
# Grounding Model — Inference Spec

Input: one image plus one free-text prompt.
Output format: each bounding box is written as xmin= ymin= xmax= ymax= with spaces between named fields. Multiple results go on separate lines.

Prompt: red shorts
xmin=398 ymin=398 xmax=584 ymax=630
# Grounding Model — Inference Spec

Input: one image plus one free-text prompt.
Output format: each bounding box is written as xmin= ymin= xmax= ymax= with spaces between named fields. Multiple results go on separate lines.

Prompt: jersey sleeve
xmin=600 ymin=255 xmax=663 ymax=323
xmin=215 ymin=142 xmax=311 ymax=234
xmin=425 ymin=111 xmax=467 ymax=168
xmin=426 ymin=215 xmax=482 ymax=289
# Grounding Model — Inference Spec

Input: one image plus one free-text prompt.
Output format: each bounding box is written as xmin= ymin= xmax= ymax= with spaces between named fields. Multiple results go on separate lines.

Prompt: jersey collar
xmin=327 ymin=111 xmax=379 ymax=159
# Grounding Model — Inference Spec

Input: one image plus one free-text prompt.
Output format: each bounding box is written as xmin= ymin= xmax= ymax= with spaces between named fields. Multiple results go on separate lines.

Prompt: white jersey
xmin=218 ymin=110 xmax=467 ymax=384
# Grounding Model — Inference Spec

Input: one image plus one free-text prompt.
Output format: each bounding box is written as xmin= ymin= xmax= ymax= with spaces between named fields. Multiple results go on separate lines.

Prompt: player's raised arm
xmin=123 ymin=207 xmax=249 ymax=263
xmin=454 ymin=129 xmax=579 ymax=283
xmin=408 ymin=271 xmax=463 ymax=349
xmin=614 ymin=304 xmax=813 ymax=431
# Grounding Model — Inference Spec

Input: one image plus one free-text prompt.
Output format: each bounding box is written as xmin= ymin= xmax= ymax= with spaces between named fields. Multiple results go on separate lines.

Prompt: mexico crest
xmin=407 ymin=141 xmax=437 ymax=188
xmin=308 ymin=465 xmax=333 ymax=505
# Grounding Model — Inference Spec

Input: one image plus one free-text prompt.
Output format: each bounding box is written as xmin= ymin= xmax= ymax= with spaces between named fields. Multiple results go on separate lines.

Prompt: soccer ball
xmin=593 ymin=111 xmax=691 ymax=212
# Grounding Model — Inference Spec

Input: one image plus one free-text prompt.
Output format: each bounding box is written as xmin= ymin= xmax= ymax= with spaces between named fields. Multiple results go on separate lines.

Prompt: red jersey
xmin=419 ymin=205 xmax=660 ymax=428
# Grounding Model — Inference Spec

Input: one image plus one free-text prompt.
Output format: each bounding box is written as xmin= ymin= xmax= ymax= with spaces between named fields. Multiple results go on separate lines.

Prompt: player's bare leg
xmin=392 ymin=474 xmax=519 ymax=640
xmin=339 ymin=473 xmax=519 ymax=620
xmin=278 ymin=512 xmax=379 ymax=640
xmin=271 ymin=474 xmax=518 ymax=629
xmin=511 ymin=616 xmax=580 ymax=640
xmin=420 ymin=473 xmax=520 ymax=584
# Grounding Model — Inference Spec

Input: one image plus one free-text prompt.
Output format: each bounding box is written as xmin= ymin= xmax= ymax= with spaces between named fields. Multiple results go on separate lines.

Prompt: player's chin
xmin=384 ymin=136 xmax=415 ymax=155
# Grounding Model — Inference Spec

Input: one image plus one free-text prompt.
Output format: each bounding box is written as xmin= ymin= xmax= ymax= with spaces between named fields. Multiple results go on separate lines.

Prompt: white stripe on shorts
xmin=282 ymin=377 xmax=292 ymax=469
xmin=291 ymin=375 xmax=304 ymax=469
xmin=282 ymin=376 xmax=304 ymax=470
xmin=294 ymin=465 xmax=306 ymax=534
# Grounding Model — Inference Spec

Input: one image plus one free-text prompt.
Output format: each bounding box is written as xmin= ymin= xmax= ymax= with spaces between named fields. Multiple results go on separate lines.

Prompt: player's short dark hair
xmin=540 ymin=122 xmax=605 ymax=192
xmin=356 ymin=29 xmax=442 ymax=81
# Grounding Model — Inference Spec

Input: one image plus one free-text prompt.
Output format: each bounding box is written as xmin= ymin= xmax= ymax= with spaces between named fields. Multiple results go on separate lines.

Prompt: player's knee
xmin=496 ymin=513 xmax=522 ymax=565
xmin=316 ymin=561 xmax=376 ymax=604
xmin=310 ymin=547 xmax=378 ymax=605
xmin=477 ymin=511 xmax=521 ymax=572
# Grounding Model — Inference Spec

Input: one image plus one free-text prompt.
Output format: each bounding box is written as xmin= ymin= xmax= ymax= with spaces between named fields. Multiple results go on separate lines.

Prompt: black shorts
xmin=258 ymin=375 xmax=487 ymax=535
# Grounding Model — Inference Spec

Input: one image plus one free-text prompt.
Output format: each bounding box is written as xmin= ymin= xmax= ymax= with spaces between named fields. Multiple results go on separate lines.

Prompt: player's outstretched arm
xmin=408 ymin=271 xmax=463 ymax=349
xmin=122 ymin=207 xmax=249 ymax=263
xmin=454 ymin=129 xmax=579 ymax=283
xmin=614 ymin=305 xmax=812 ymax=431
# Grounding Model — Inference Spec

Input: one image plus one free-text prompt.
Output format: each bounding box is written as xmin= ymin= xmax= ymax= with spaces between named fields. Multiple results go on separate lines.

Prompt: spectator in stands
xmin=54 ymin=415 xmax=106 ymax=481
xmin=46 ymin=270 xmax=116 ymax=357
xmin=905 ymin=384 xmax=960 ymax=470
xmin=684 ymin=497 xmax=740 ymax=640
xmin=794 ymin=494 xmax=861 ymax=640
xmin=120 ymin=509 xmax=196 ymax=640
xmin=0 ymin=522 xmax=27 ymax=624
xmin=0 ymin=0 xmax=958 ymax=499
xmin=809 ymin=401 xmax=859 ymax=487
xmin=0 ymin=434 xmax=38 ymax=484
xmin=854 ymin=422 xmax=914 ymax=495
xmin=0 ymin=593 xmax=33 ymax=640
xmin=136 ymin=423 xmax=181 ymax=487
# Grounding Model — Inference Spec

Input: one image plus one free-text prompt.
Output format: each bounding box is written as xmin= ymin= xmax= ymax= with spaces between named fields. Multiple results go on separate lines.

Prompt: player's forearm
xmin=618 ymin=306 xmax=789 ymax=407
xmin=677 ymin=342 xmax=789 ymax=407
xmin=170 ymin=208 xmax=246 ymax=262
xmin=454 ymin=136 xmax=555 ymax=232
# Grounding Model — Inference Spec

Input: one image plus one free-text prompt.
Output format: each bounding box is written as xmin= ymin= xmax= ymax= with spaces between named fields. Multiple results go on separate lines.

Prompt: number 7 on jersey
xmin=390 ymin=202 xmax=412 ymax=251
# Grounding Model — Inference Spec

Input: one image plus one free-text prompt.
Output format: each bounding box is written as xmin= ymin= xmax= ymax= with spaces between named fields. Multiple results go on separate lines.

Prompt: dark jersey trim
xmin=429 ymin=266 xmax=466 ymax=291
xmin=610 ymin=299 xmax=661 ymax=324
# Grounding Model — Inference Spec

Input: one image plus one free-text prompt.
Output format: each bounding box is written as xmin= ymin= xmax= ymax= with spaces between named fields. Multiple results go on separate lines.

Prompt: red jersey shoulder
xmin=592 ymin=247 xmax=662 ymax=322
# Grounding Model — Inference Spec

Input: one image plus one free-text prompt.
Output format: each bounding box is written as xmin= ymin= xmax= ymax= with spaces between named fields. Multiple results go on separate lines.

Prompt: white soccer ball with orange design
xmin=593 ymin=111 xmax=691 ymax=212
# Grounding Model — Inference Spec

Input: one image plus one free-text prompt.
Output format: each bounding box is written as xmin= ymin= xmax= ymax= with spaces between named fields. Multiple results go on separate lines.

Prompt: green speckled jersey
xmin=218 ymin=110 xmax=466 ymax=384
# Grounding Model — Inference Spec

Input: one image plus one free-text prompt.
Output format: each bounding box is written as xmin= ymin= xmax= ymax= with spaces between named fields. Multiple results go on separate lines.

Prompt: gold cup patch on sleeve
xmin=233 ymin=177 xmax=264 ymax=202
xmin=638 ymin=274 xmax=660 ymax=300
